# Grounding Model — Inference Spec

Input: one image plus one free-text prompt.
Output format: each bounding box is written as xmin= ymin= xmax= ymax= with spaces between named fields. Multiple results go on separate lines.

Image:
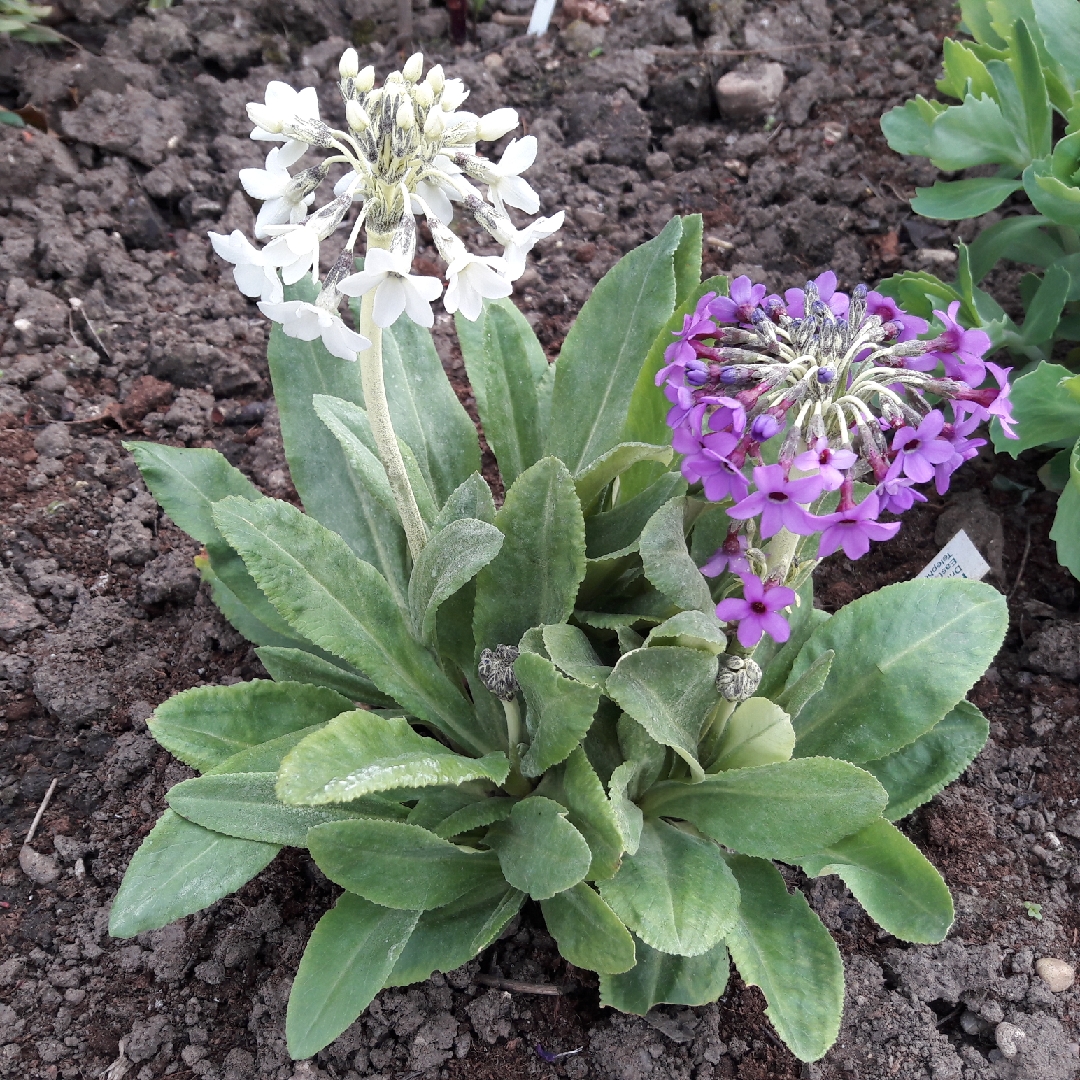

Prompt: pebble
xmin=19 ymin=846 xmax=60 ymax=885
xmin=995 ymin=1021 xmax=1026 ymax=1059
xmin=714 ymin=63 xmax=785 ymax=119
xmin=1035 ymin=958 xmax=1076 ymax=993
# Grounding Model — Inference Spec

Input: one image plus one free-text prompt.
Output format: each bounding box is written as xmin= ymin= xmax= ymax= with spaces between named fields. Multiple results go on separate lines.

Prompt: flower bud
xmin=403 ymin=51 xmax=424 ymax=82
xmin=476 ymin=107 xmax=519 ymax=142
xmin=423 ymin=108 xmax=445 ymax=139
xmin=750 ymin=414 xmax=780 ymax=441
xmin=339 ymin=48 xmax=359 ymax=79
xmin=356 ymin=65 xmax=376 ymax=93
xmin=426 ymin=64 xmax=445 ymax=94
xmin=396 ymin=98 xmax=415 ymax=130
xmin=346 ymin=99 xmax=370 ymax=132
xmin=412 ymin=81 xmax=434 ymax=108
xmin=386 ymin=71 xmax=404 ymax=86
xmin=716 ymin=655 xmax=762 ymax=703
xmin=478 ymin=645 xmax=520 ymax=701
xmin=247 ymin=102 xmax=283 ymax=133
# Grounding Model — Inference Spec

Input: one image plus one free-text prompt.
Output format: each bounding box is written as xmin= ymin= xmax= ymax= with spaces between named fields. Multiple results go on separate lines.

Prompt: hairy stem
xmin=764 ymin=526 xmax=801 ymax=581
xmin=355 ymin=287 xmax=428 ymax=562
xmin=501 ymin=699 xmax=531 ymax=797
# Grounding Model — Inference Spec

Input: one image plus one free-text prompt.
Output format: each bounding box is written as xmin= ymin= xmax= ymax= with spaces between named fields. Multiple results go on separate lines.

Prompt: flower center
xmin=767 ymin=491 xmax=788 ymax=502
xmin=750 ymin=600 xmax=768 ymax=614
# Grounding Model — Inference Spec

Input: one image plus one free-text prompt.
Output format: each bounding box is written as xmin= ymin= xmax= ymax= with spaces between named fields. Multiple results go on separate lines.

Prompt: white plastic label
xmin=528 ymin=0 xmax=558 ymax=34
xmin=916 ymin=529 xmax=990 ymax=581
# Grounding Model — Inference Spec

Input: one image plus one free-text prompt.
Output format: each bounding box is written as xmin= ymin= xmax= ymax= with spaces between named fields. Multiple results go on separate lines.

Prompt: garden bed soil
xmin=1 ymin=0 xmax=1080 ymax=1078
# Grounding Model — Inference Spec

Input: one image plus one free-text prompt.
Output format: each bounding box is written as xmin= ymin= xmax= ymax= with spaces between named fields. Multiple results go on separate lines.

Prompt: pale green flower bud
xmin=346 ymin=99 xmax=370 ymax=132
xmin=423 ymin=108 xmax=445 ymax=138
xmin=412 ymin=81 xmax=434 ymax=109
xmin=339 ymin=48 xmax=359 ymax=79
xmin=396 ymin=98 xmax=415 ymax=130
xmin=356 ymin=65 xmax=376 ymax=93
xmin=386 ymin=71 xmax=405 ymax=86
xmin=403 ymin=51 xmax=424 ymax=82
xmin=426 ymin=64 xmax=445 ymax=95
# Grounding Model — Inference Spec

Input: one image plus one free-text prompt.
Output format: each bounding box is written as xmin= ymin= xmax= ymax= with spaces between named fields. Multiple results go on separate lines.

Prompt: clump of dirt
xmin=2 ymin=1 xmax=1080 ymax=1079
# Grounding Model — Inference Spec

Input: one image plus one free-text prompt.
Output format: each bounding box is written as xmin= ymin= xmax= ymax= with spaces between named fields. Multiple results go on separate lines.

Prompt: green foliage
xmin=114 ymin=219 xmax=1007 ymax=1065
xmin=879 ymin=0 xmax=1080 ymax=461
xmin=0 ymin=0 xmax=62 ymax=42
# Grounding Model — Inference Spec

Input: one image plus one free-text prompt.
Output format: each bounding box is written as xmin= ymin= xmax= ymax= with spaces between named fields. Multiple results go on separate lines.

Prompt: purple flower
xmin=703 ymin=397 xmax=747 ymax=436
xmin=878 ymin=458 xmax=928 ymax=514
xmin=793 ymin=437 xmax=857 ymax=491
xmin=726 ymin=464 xmax=824 ymax=538
xmin=716 ymin=574 xmax=797 ymax=648
xmin=983 ymin=362 xmax=1016 ymax=439
xmin=750 ymin=413 xmax=780 ymax=442
xmin=891 ymin=410 xmax=954 ymax=484
xmin=700 ymin=531 xmax=750 ymax=577
xmin=865 ymin=291 xmax=928 ymax=343
xmin=816 ymin=492 xmax=901 ymax=559
xmin=913 ymin=301 xmax=990 ymax=386
xmin=655 ymin=307 xmax=717 ymax=384
xmin=709 ymin=276 xmax=767 ymax=325
xmin=683 ymin=431 xmax=749 ymax=503
xmin=784 ymin=271 xmax=850 ymax=319
xmin=931 ymin=413 xmax=986 ymax=495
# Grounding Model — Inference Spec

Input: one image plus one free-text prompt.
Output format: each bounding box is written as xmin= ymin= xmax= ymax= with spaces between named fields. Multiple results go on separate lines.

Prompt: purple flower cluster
xmin=657 ymin=272 xmax=1017 ymax=648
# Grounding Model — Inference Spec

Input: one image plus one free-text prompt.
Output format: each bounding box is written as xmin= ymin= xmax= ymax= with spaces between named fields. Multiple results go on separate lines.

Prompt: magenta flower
xmin=816 ymin=492 xmax=901 ymax=559
xmin=700 ymin=531 xmax=750 ymax=577
xmin=793 ymin=437 xmax=858 ymax=491
xmin=878 ymin=458 xmax=928 ymax=514
xmin=914 ymin=302 xmax=991 ymax=386
xmin=716 ymin=574 xmax=796 ymax=648
xmin=726 ymin=464 xmax=824 ymax=538
xmin=784 ymin=272 xmax=850 ymax=319
xmin=656 ymin=307 xmax=717 ymax=384
xmin=983 ymin=362 xmax=1016 ymax=439
xmin=891 ymin=410 xmax=954 ymax=484
xmin=709 ymin=276 xmax=767 ymax=325
xmin=703 ymin=397 xmax=746 ymax=436
xmin=683 ymin=431 xmax=749 ymax=503
xmin=865 ymin=291 xmax=928 ymax=342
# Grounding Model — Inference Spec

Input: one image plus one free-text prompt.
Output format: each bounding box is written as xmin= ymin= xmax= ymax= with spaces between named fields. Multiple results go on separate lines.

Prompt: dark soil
xmin=2 ymin=1 xmax=1080 ymax=1078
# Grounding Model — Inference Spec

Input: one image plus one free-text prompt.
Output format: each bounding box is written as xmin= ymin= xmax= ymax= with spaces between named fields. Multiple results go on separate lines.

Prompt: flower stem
xmin=764 ymin=526 xmax=801 ymax=582
xmin=501 ymin=699 xmax=531 ymax=797
xmin=355 ymin=288 xmax=429 ymax=562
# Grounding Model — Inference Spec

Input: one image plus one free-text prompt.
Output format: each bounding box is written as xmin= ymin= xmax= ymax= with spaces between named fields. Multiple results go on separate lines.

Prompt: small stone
xmin=714 ymin=63 xmax=785 ymax=119
xmin=1025 ymin=622 xmax=1080 ymax=681
xmin=561 ymin=18 xmax=606 ymax=54
xmin=19 ymin=846 xmax=61 ymax=884
xmin=1035 ymin=957 xmax=1076 ymax=993
xmin=995 ymin=1021 xmax=1026 ymax=1059
xmin=645 ymin=151 xmax=674 ymax=180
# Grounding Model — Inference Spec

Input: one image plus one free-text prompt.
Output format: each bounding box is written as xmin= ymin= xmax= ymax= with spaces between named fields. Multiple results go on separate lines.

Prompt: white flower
xmin=463 ymin=137 xmax=539 ymax=214
xmin=338 ymin=249 xmax=443 ymax=329
xmin=240 ymin=146 xmax=316 ymax=238
xmin=262 ymin=227 xmax=322 ymax=285
xmin=477 ymin=108 xmax=519 ymax=142
xmin=208 ymin=230 xmax=283 ymax=303
xmin=501 ymin=212 xmax=565 ymax=280
xmin=246 ymin=82 xmax=321 ymax=157
xmin=258 ymin=300 xmax=370 ymax=362
xmin=444 ymin=254 xmax=513 ymax=322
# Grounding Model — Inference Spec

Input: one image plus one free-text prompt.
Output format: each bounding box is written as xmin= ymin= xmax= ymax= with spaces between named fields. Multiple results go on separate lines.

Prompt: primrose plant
xmin=110 ymin=51 xmax=1009 ymax=1065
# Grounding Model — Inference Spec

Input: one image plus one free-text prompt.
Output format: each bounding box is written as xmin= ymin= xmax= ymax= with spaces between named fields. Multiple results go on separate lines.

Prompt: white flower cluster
xmin=209 ymin=50 xmax=564 ymax=362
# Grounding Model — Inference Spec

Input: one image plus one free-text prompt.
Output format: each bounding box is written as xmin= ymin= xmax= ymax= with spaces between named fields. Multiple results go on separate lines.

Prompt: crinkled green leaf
xmin=638 ymin=498 xmax=713 ymax=614
xmin=433 ymin=798 xmax=516 ymax=839
xmin=705 ymin=698 xmax=795 ymax=773
xmin=574 ymin=442 xmax=673 ymax=511
xmin=774 ymin=650 xmax=833 ymax=721
xmin=993 ymin=362 xmax=1080 ymax=453
xmin=255 ymin=646 xmax=396 ymax=708
xmin=600 ymin=936 xmax=730 ymax=1014
xmin=541 ymin=882 xmax=636 ymax=974
xmin=516 ymin=651 xmax=600 ymax=777
xmin=645 ymin=610 xmax=728 ymax=653
xmin=435 ymin=473 xmax=497 ymax=529
xmin=585 ymin=471 xmax=688 ymax=559
xmin=608 ymin=763 xmax=644 ymax=857
xmin=926 ymin=93 xmax=1029 ymax=170
xmin=541 ymin=623 xmax=613 ymax=686
xmin=1051 ymin=472 xmax=1080 ymax=576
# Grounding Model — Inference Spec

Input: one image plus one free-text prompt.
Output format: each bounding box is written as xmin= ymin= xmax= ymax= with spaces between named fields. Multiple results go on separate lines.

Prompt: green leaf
xmin=754 ymin=578 xmax=827 ymax=698
xmin=125 ymin=442 xmax=303 ymax=644
xmin=619 ymin=276 xmax=729 ymax=501
xmin=540 ymin=883 xmax=637 ymax=974
xmin=435 ymin=473 xmax=497 ymax=529
xmin=600 ymin=936 xmax=730 ymax=1014
xmin=108 ymin=810 xmax=278 ymax=938
xmin=911 ymin=177 xmax=1023 ymax=219
xmin=961 ymin=0 xmax=1009 ymax=48
xmin=638 ymin=498 xmax=714 ymax=614
xmin=608 ymin=762 xmax=644 ymax=856
xmin=926 ymin=94 xmax=1029 ymax=170
xmin=213 ymin=496 xmax=491 ymax=755
xmin=308 ymin=818 xmax=504 ymax=909
xmin=1050 ymin=475 xmax=1080 ymax=576
xmin=1008 ymin=19 xmax=1052 ymax=160
xmin=254 ymin=646 xmax=396 ymax=708
xmin=1025 ymin=158 xmax=1080 ymax=226
xmin=880 ymin=97 xmax=940 ymax=158
xmin=585 ymin=472 xmax=687 ymax=559
xmin=1021 ymin=263 xmax=1071 ymax=345
xmin=148 ymin=680 xmax=353 ymax=773
xmin=472 ymin=457 xmax=586 ymax=653
xmin=166 ymin=772 xmax=387 ymax=846
xmin=433 ymin=798 xmax=516 ymax=839
xmin=207 ymin=726 xmax=332 ymax=775
xmin=546 ymin=218 xmax=681 ymax=474
xmin=673 ymin=214 xmax=704 ymax=305
xmin=386 ymin=880 xmax=524 ymax=987
xmin=968 ymin=215 xmax=1059 ymax=282
xmin=312 ymin=394 xmax=437 ymax=533
xmin=379 ymin=315 xmax=482 ymax=504
xmin=723 ymin=855 xmax=843 ymax=1063
xmin=266 ymin=307 xmax=410 ymax=603
xmin=705 ymin=698 xmax=795 ymax=772
xmin=277 ymin=711 xmax=509 ymax=805
xmin=541 ymin=624 xmax=613 ymax=687
xmin=456 ymin=299 xmax=547 ymax=488
xmin=286 ymin=893 xmax=419 ymax=1059
xmin=800 ymin=819 xmax=954 ymax=944
xmin=1031 ymin=0 xmax=1080 ymax=83
xmin=646 ymin=611 xmax=729 ymax=654
xmin=789 ymin=580 xmax=1008 ymax=763
xmin=992 ymin=362 xmax=1080 ymax=453
xmin=516 ymin=651 xmax=600 ymax=777
xmin=599 ymin=820 xmax=739 ymax=957
xmin=937 ymin=37 xmax=997 ymax=100
xmin=534 ymin=747 xmax=625 ymax=881
xmin=606 ymin=646 xmax=717 ymax=783
xmin=859 ymin=699 xmax=989 ymax=816
xmin=774 ymin=650 xmax=833 ymax=721
xmin=641 ymin=758 xmax=888 ymax=862
xmin=485 ymin=797 xmax=592 ymax=900
xmin=409 ymin=517 xmax=504 ymax=644
xmin=574 ymin=442 xmax=674 ymax=511
xmin=195 ymin=556 xmax=300 ymax=648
